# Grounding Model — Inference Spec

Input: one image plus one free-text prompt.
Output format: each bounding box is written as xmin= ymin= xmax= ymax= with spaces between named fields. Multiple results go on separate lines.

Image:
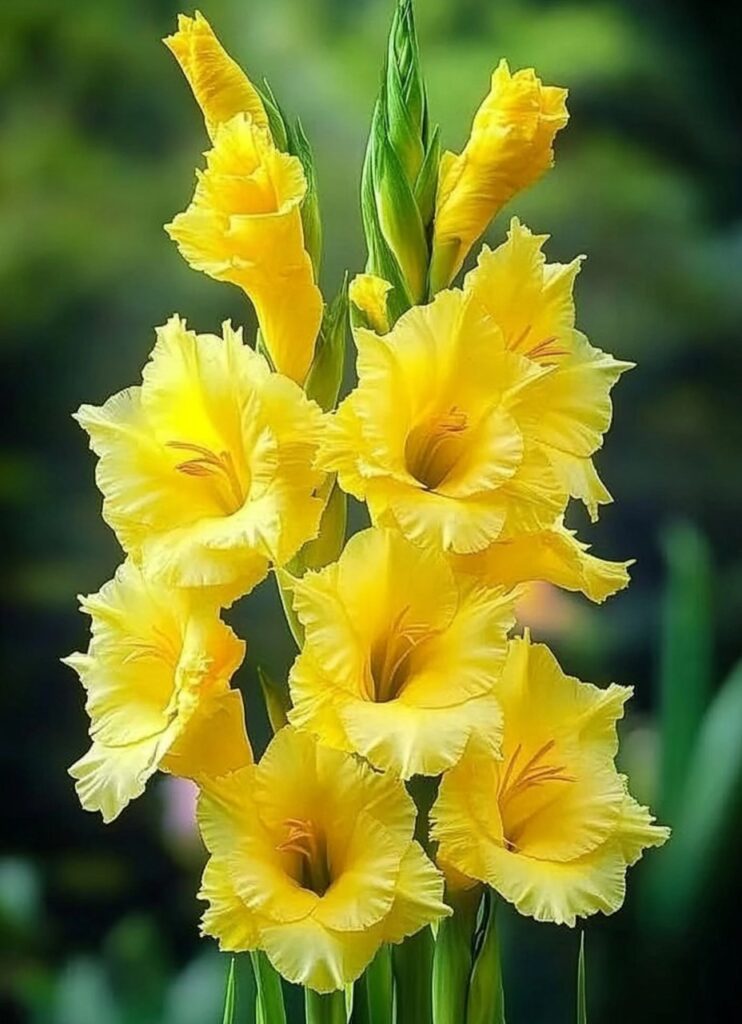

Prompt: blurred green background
xmin=2 ymin=0 xmax=741 ymax=1021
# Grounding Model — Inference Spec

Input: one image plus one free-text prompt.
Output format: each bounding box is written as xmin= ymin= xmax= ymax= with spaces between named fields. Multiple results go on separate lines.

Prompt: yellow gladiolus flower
xmin=166 ymin=114 xmax=323 ymax=384
xmin=164 ymin=11 xmax=269 ymax=139
xmin=464 ymin=218 xmax=632 ymax=519
xmin=430 ymin=60 xmax=568 ymax=292
xmin=75 ymin=316 xmax=325 ymax=600
xmin=431 ymin=637 xmax=669 ymax=925
xmin=453 ymin=520 xmax=632 ymax=604
xmin=286 ymin=527 xmax=516 ymax=778
xmin=319 ymin=291 xmax=559 ymax=554
xmin=197 ymin=726 xmax=450 ymax=992
xmin=65 ymin=560 xmax=251 ymax=823
xmin=349 ymin=273 xmax=393 ymax=334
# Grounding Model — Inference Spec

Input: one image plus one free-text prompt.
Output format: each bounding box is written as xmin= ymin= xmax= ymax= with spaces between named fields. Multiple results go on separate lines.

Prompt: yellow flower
xmin=349 ymin=273 xmax=392 ymax=334
xmin=164 ymin=11 xmax=269 ymax=139
xmin=431 ymin=637 xmax=669 ymax=925
xmin=286 ymin=527 xmax=516 ymax=778
xmin=453 ymin=520 xmax=632 ymax=604
xmin=75 ymin=316 xmax=325 ymax=600
xmin=65 ymin=560 xmax=251 ymax=823
xmin=431 ymin=60 xmax=568 ymax=291
xmin=464 ymin=218 xmax=632 ymax=519
xmin=166 ymin=114 xmax=323 ymax=384
xmin=320 ymin=291 xmax=561 ymax=554
xmin=197 ymin=727 xmax=449 ymax=992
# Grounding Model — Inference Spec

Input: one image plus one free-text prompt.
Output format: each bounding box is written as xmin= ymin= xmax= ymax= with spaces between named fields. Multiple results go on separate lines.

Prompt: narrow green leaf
xmin=415 ymin=124 xmax=440 ymax=235
xmin=659 ymin=521 xmax=713 ymax=819
xmin=275 ymin=569 xmax=304 ymax=650
xmin=432 ymin=888 xmax=480 ymax=1024
xmin=466 ymin=892 xmax=505 ymax=1024
xmin=577 ymin=933 xmax=587 ymax=1024
xmin=393 ymin=929 xmax=434 ymax=1024
xmin=256 ymin=666 xmax=290 ymax=735
xmin=287 ymin=117 xmax=323 ymax=278
xmin=250 ymin=951 xmax=286 ymax=1024
xmin=645 ymin=658 xmax=742 ymax=929
xmin=255 ymin=80 xmax=289 ymax=152
xmin=221 ymin=959 xmax=236 ymax=1024
xmin=305 ymin=988 xmax=348 ymax=1024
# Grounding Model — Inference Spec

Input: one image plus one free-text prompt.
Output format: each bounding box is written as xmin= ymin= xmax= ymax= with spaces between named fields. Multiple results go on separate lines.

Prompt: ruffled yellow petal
xmin=196 ymin=728 xmax=447 ymax=992
xmin=479 ymin=838 xmax=627 ymax=927
xmin=164 ymin=11 xmax=268 ymax=139
xmin=199 ymin=859 xmax=261 ymax=951
xmin=166 ymin=115 xmax=323 ymax=383
xmin=76 ymin=316 xmax=325 ymax=596
xmin=382 ymin=843 xmax=451 ymax=944
xmin=288 ymin=528 xmax=515 ymax=777
xmin=349 ymin=273 xmax=393 ymax=334
xmin=260 ymin=915 xmax=384 ymax=994
xmin=431 ymin=61 xmax=568 ymax=290
xmin=431 ymin=638 xmax=668 ymax=925
xmin=454 ymin=520 xmax=632 ymax=604
xmin=66 ymin=560 xmax=246 ymax=821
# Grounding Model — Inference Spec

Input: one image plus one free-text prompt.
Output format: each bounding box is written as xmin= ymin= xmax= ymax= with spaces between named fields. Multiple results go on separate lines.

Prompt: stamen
xmin=370 ymin=605 xmax=437 ymax=702
xmin=498 ymin=738 xmax=575 ymax=811
xmin=166 ymin=441 xmax=245 ymax=510
xmin=276 ymin=818 xmax=331 ymax=896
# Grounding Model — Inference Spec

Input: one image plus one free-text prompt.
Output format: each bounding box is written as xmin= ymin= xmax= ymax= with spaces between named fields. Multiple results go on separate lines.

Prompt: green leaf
xmin=305 ymin=277 xmax=348 ymax=413
xmin=393 ymin=928 xmax=434 ymax=1024
xmin=287 ymin=117 xmax=323 ymax=279
xmin=274 ymin=568 xmax=305 ymax=650
xmin=221 ymin=959 xmax=236 ymax=1024
xmin=255 ymin=80 xmax=289 ymax=152
xmin=466 ymin=892 xmax=505 ymax=1024
xmin=645 ymin=657 xmax=742 ymax=930
xmin=432 ymin=888 xmax=480 ymax=1024
xmin=251 ymin=951 xmax=286 ymax=1024
xmin=256 ymin=666 xmax=291 ymax=735
xmin=659 ymin=521 xmax=713 ymax=820
xmin=576 ymin=933 xmax=587 ymax=1024
xmin=415 ymin=125 xmax=441 ymax=235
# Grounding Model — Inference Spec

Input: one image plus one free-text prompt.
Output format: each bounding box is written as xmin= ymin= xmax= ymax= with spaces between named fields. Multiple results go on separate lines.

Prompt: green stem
xmin=305 ymin=988 xmax=347 ymax=1024
xmin=393 ymin=928 xmax=434 ymax=1024
xmin=250 ymin=951 xmax=287 ymax=1024
xmin=352 ymin=946 xmax=393 ymax=1024
xmin=432 ymin=887 xmax=482 ymax=1024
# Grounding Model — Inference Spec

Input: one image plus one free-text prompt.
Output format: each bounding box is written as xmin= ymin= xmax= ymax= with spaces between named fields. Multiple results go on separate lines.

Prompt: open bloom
xmin=453 ymin=519 xmax=632 ymax=604
xmin=464 ymin=218 xmax=632 ymax=519
xmin=76 ymin=316 xmax=325 ymax=600
xmin=430 ymin=60 xmax=568 ymax=291
xmin=431 ymin=637 xmax=669 ymax=925
xmin=286 ymin=527 xmax=516 ymax=778
xmin=164 ymin=11 xmax=269 ymax=139
xmin=198 ymin=727 xmax=449 ymax=992
xmin=65 ymin=560 xmax=251 ymax=823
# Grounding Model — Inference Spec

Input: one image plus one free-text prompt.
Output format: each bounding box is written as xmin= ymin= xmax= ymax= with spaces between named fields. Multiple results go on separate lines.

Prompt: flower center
xmin=405 ymin=406 xmax=469 ymax=491
xmin=167 ymin=441 xmax=246 ymax=514
xmin=368 ymin=605 xmax=437 ymax=703
xmin=497 ymin=739 xmax=575 ymax=849
xmin=276 ymin=818 xmax=332 ymax=896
